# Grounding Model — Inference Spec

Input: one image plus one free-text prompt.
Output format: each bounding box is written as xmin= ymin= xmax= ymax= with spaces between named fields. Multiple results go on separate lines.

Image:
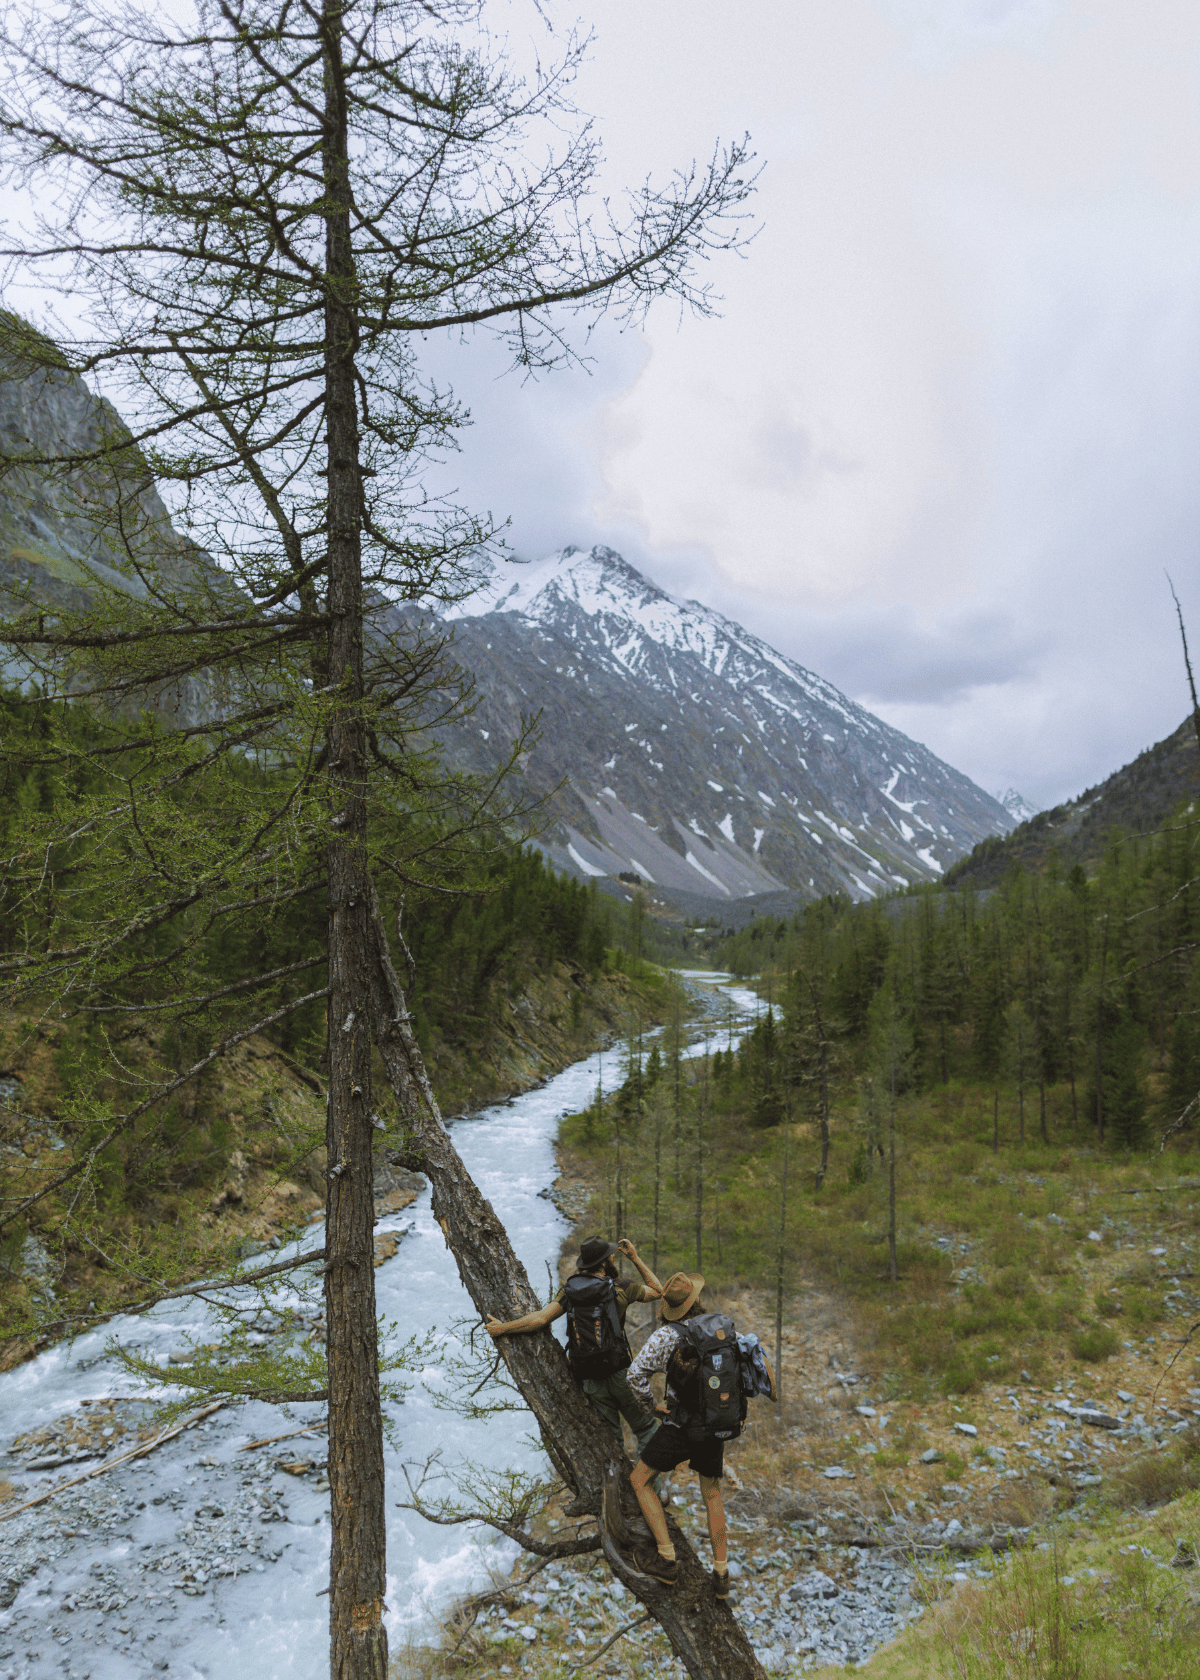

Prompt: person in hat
xmin=485 ymin=1236 xmax=664 ymax=1468
xmin=625 ymin=1270 xmax=774 ymax=1593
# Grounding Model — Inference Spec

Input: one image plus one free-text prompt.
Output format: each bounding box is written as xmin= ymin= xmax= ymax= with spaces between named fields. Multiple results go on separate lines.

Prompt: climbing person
xmin=485 ymin=1236 xmax=664 ymax=1501
xmin=626 ymin=1271 xmax=775 ymax=1594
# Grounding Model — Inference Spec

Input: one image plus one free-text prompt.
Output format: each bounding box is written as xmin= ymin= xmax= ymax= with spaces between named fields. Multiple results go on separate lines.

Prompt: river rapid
xmin=0 ymin=974 xmax=759 ymax=1680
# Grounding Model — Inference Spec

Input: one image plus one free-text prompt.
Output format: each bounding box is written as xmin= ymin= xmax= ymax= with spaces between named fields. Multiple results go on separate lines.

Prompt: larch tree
xmin=0 ymin=1 xmax=757 ymax=1675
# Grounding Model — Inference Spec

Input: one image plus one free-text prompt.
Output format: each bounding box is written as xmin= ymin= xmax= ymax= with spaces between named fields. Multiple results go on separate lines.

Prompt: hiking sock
xmin=657 ymin=1541 xmax=677 ymax=1562
xmin=712 ymin=1560 xmax=728 ymax=1576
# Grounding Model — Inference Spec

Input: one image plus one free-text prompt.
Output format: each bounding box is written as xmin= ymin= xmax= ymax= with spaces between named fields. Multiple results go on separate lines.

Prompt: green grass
xmin=814 ymin=1488 xmax=1200 ymax=1680
xmin=558 ymin=1056 xmax=1198 ymax=1397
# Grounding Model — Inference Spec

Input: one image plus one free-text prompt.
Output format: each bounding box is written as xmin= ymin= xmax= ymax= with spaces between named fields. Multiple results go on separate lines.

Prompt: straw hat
xmin=659 ymin=1271 xmax=704 ymax=1321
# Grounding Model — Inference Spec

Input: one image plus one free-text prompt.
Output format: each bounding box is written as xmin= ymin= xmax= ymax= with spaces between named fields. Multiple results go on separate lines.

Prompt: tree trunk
xmin=652 ymin=1096 xmax=663 ymax=1278
xmin=321 ymin=9 xmax=387 ymax=1675
xmin=1095 ymin=913 xmax=1109 ymax=1144
xmin=695 ymin=1047 xmax=707 ymax=1271
xmin=774 ymin=1123 xmax=789 ymax=1419
xmin=809 ymin=981 xmax=830 ymax=1191
xmin=365 ymin=904 xmax=766 ymax=1680
xmin=887 ymin=1062 xmax=898 ymax=1283
xmin=993 ymin=1086 xmax=999 ymax=1154
xmin=673 ymin=1013 xmax=682 ymax=1194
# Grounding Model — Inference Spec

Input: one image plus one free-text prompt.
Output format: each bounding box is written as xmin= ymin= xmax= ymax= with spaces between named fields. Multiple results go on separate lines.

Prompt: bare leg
xmin=630 ymin=1459 xmax=674 ymax=1558
xmin=699 ymin=1474 xmax=727 ymax=1570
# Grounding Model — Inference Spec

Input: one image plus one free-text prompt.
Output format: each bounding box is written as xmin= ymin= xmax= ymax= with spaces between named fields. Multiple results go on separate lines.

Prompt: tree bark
xmin=321 ymin=9 xmax=387 ymax=1676
xmin=365 ymin=899 xmax=766 ymax=1680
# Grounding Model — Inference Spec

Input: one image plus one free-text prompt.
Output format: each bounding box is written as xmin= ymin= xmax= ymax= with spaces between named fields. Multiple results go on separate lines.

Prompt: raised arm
xmin=485 ymin=1301 xmax=565 ymax=1337
xmin=618 ymin=1237 xmax=663 ymax=1297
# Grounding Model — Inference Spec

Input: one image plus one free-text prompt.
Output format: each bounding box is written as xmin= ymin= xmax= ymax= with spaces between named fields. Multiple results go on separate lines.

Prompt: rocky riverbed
xmin=0 ymin=1402 xmax=329 ymax=1680
xmin=450 ymin=1494 xmax=1022 ymax=1677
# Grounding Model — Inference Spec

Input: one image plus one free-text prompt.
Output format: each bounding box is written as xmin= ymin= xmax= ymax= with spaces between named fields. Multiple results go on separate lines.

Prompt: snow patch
xmin=718 ymin=813 xmax=736 ymax=844
xmin=916 ymin=846 xmax=944 ymax=875
xmin=567 ymin=844 xmax=607 ymax=877
xmin=753 ymin=827 xmax=765 ymax=853
xmin=685 ymin=851 xmax=731 ymax=894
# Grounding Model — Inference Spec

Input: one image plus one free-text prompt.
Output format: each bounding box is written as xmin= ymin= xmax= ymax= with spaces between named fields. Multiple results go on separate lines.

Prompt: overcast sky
xmin=423 ymin=0 xmax=1200 ymax=812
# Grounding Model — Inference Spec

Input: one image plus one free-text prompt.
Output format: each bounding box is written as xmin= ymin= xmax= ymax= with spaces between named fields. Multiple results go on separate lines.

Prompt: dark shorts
xmin=638 ymin=1421 xmax=725 ymax=1480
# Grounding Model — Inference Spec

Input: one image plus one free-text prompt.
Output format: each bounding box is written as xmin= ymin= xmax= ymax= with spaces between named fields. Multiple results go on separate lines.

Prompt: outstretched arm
xmin=618 ymin=1237 xmax=663 ymax=1297
xmin=485 ymin=1301 xmax=565 ymax=1337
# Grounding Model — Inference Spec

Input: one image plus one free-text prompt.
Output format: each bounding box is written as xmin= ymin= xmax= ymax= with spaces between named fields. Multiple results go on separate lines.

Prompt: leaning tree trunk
xmin=365 ymin=895 xmax=766 ymax=1680
xmin=321 ymin=8 xmax=387 ymax=1676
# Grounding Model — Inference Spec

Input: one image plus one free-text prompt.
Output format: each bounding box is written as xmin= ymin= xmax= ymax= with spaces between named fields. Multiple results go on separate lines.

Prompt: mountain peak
xmin=434 ymin=545 xmax=1011 ymax=903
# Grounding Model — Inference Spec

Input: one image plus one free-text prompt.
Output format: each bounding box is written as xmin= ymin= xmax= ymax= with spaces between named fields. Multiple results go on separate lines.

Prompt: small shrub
xmin=995 ymin=1266 xmax=1030 ymax=1301
xmin=1112 ymin=1423 xmax=1200 ymax=1508
xmin=1122 ymin=1286 xmax=1163 ymax=1325
xmin=1072 ymin=1322 xmax=1119 ymax=1362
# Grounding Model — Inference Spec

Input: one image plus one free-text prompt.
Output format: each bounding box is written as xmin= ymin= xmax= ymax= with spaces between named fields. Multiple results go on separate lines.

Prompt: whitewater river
xmin=0 ymin=973 xmax=759 ymax=1680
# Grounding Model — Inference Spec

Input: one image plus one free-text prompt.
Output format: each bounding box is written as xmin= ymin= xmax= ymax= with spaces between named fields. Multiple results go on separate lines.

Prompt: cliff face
xmin=419 ymin=546 xmax=1013 ymax=903
xmin=0 ymin=349 xmax=236 ymax=721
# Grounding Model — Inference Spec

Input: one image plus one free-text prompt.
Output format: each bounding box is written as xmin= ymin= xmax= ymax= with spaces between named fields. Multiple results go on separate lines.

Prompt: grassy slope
xmin=818 ymin=1487 xmax=1200 ymax=1680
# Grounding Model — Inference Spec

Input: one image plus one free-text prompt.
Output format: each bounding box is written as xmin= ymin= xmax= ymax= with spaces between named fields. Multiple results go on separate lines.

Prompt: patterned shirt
xmin=627 ymin=1322 xmax=684 ymax=1414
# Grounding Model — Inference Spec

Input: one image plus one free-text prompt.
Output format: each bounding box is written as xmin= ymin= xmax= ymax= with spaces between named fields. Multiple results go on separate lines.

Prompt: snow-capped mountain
xmin=995 ymin=787 xmax=1038 ymax=824
xmin=429 ymin=545 xmax=1013 ymax=902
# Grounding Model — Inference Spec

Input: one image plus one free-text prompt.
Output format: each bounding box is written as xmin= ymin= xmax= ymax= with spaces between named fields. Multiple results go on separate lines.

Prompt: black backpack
xmin=666 ymin=1312 xmax=750 ymax=1441
xmin=561 ymin=1274 xmax=631 ymax=1378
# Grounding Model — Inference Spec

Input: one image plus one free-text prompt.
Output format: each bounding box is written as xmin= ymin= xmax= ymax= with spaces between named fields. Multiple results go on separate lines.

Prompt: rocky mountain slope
xmin=0 ymin=345 xmax=1012 ymax=906
xmin=426 ymin=546 xmax=1013 ymax=903
xmin=946 ymin=714 xmax=1200 ymax=889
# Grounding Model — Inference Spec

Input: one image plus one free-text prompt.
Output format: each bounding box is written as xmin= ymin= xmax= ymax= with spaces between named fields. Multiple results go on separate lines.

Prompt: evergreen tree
xmin=0 ymin=3 xmax=755 ymax=1672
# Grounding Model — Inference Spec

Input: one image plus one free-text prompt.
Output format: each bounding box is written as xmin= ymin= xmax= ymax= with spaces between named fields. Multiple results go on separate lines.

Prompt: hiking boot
xmin=712 ymin=1568 xmax=731 ymax=1601
xmin=635 ymin=1547 xmax=678 ymax=1587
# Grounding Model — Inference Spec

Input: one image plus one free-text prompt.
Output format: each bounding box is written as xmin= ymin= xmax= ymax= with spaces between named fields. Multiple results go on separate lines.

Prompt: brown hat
xmin=576 ymin=1236 xmax=617 ymax=1271
xmin=659 ymin=1271 xmax=704 ymax=1322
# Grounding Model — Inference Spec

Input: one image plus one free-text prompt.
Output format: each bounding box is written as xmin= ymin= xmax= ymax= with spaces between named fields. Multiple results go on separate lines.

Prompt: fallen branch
xmin=1158 ymin=1099 xmax=1200 ymax=1154
xmin=0 ymin=1400 xmax=227 ymax=1523
xmin=239 ymin=1420 xmax=328 ymax=1452
xmin=569 ymin=1612 xmax=651 ymax=1671
xmin=1153 ymin=1317 xmax=1200 ymax=1408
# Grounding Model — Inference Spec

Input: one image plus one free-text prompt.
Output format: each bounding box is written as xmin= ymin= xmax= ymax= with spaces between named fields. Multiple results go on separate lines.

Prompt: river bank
xmin=0 ymin=973 xmax=753 ymax=1680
